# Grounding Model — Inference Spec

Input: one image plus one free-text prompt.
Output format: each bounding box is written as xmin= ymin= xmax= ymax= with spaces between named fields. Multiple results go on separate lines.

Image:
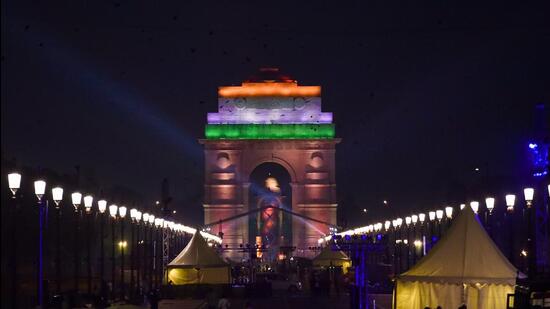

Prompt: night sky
xmin=2 ymin=2 xmax=549 ymax=227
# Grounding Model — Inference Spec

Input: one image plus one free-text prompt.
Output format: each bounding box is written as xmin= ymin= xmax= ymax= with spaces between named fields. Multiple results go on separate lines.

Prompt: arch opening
xmin=248 ymin=162 xmax=292 ymax=262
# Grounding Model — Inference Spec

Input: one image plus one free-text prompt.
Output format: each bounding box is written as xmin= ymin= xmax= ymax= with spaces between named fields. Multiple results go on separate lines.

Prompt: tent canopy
xmin=313 ymin=245 xmax=351 ymax=273
xmin=399 ymin=205 xmax=517 ymax=285
xmin=168 ymin=231 xmax=228 ymax=269
xmin=313 ymin=245 xmax=350 ymax=262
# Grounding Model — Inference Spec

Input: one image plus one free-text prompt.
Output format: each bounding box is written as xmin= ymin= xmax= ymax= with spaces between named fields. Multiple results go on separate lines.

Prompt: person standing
xmin=217 ymin=294 xmax=230 ymax=309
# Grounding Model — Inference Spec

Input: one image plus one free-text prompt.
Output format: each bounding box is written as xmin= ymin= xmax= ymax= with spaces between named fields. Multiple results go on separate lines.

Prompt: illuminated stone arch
xmin=200 ymin=69 xmax=340 ymax=260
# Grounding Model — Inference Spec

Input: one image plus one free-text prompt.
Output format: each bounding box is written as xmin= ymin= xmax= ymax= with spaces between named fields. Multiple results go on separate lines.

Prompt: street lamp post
xmin=485 ymin=197 xmax=495 ymax=236
xmin=384 ymin=221 xmax=391 ymax=265
xmin=395 ymin=218 xmax=403 ymax=274
xmin=418 ymin=213 xmax=426 ymax=256
xmin=405 ymin=216 xmax=411 ymax=270
xmin=84 ymin=195 xmax=93 ymax=295
xmin=34 ymin=180 xmax=47 ymax=308
xmin=135 ymin=211 xmax=142 ymax=298
xmin=97 ymin=199 xmax=107 ymax=300
xmin=435 ymin=210 xmax=443 ymax=239
xmin=154 ymin=218 xmax=159 ymax=288
xmin=129 ymin=208 xmax=137 ymax=300
xmin=109 ymin=204 xmax=118 ymax=300
xmin=444 ymin=207 xmax=453 ymax=225
xmin=505 ymin=194 xmax=516 ymax=264
xmin=8 ymin=173 xmax=21 ymax=308
xmin=72 ymin=192 xmax=82 ymax=292
xmin=470 ymin=201 xmax=479 ymax=215
xmin=411 ymin=215 xmax=418 ymax=264
xmin=523 ymin=188 xmax=535 ymax=278
xmin=428 ymin=211 xmax=435 ymax=250
xmin=148 ymin=215 xmax=155 ymax=290
xmin=52 ymin=187 xmax=63 ymax=294
xmin=119 ymin=206 xmax=127 ymax=301
xmin=163 ymin=220 xmax=172 ymax=284
xmin=143 ymin=213 xmax=150 ymax=292
xmin=154 ymin=218 xmax=164 ymax=288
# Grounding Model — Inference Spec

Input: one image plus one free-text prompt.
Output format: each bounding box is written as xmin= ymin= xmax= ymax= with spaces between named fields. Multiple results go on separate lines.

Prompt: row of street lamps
xmin=6 ymin=172 xmax=219 ymax=307
xmin=322 ymin=185 xmax=549 ymax=276
xmin=325 ymin=187 xmax=547 ymax=240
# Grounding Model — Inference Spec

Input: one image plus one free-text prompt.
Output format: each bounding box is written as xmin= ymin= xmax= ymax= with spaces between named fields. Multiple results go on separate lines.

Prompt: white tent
xmin=313 ymin=245 xmax=352 ymax=274
xmin=167 ymin=232 xmax=230 ymax=285
xmin=394 ymin=205 xmax=518 ymax=309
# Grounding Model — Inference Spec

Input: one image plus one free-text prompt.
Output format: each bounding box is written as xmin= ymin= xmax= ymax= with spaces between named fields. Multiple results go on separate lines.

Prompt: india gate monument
xmin=200 ymin=68 xmax=340 ymax=260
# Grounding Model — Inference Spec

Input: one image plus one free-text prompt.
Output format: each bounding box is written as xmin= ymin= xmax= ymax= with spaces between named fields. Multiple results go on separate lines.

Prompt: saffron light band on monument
xmin=218 ymin=83 xmax=321 ymax=97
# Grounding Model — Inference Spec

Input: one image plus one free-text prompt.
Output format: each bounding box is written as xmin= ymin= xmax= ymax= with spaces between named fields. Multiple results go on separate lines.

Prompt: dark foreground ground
xmin=109 ymin=293 xmax=392 ymax=309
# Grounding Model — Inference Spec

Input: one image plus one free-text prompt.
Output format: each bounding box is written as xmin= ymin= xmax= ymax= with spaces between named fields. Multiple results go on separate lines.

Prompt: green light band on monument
xmin=205 ymin=124 xmax=335 ymax=139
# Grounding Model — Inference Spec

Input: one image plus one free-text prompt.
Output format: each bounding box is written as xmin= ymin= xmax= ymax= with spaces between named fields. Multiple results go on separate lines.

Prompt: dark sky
xmin=2 ymin=1 xmax=549 ymax=227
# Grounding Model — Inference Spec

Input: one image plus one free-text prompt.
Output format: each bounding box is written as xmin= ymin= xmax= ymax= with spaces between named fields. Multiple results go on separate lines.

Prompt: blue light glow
xmin=528 ymin=141 xmax=549 ymax=178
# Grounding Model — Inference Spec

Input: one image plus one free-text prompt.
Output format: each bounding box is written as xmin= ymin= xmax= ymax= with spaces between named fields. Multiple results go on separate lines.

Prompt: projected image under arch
xmin=249 ymin=162 xmax=292 ymax=262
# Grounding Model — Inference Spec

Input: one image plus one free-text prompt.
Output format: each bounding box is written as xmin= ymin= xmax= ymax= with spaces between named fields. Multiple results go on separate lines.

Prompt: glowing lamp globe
xmin=505 ymin=194 xmax=515 ymax=212
xmin=149 ymin=215 xmax=155 ymax=224
xmin=118 ymin=206 xmax=127 ymax=218
xmin=445 ymin=206 xmax=453 ymax=219
xmin=8 ymin=173 xmax=21 ymax=194
xmin=71 ymin=192 xmax=82 ymax=207
xmin=98 ymin=200 xmax=107 ymax=214
xmin=470 ymin=201 xmax=479 ymax=214
xmin=460 ymin=204 xmax=466 ymax=210
xmin=109 ymin=204 xmax=118 ymax=218
xmin=411 ymin=215 xmax=418 ymax=224
xmin=485 ymin=197 xmax=495 ymax=213
xmin=418 ymin=213 xmax=426 ymax=223
xmin=52 ymin=187 xmax=64 ymax=205
xmin=143 ymin=213 xmax=150 ymax=223
xmin=385 ymin=221 xmax=391 ymax=230
xmin=34 ymin=180 xmax=46 ymax=200
xmin=436 ymin=210 xmax=444 ymax=220
xmin=136 ymin=211 xmax=142 ymax=222
xmin=428 ymin=211 xmax=436 ymax=221
xmin=396 ymin=218 xmax=403 ymax=227
xmin=84 ymin=195 xmax=93 ymax=212
xmin=405 ymin=216 xmax=411 ymax=225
